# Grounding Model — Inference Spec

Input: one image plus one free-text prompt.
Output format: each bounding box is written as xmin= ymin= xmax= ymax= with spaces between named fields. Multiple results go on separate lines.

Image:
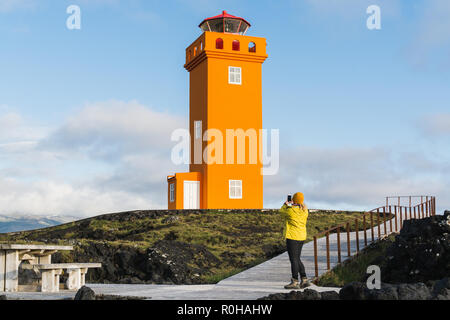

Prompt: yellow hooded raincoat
xmin=280 ymin=204 xmax=309 ymax=241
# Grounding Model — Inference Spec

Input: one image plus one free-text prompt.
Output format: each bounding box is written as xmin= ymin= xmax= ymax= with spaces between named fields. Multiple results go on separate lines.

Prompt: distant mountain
xmin=0 ymin=215 xmax=76 ymax=233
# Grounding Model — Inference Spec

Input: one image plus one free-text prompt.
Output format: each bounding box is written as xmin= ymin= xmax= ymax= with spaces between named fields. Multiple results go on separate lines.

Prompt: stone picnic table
xmin=0 ymin=244 xmax=73 ymax=292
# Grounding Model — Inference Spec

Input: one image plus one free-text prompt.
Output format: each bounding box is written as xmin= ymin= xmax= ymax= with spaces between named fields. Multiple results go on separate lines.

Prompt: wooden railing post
xmin=370 ymin=212 xmax=374 ymax=242
xmin=314 ymin=236 xmax=318 ymax=278
xmin=376 ymin=208 xmax=381 ymax=238
xmin=355 ymin=219 xmax=359 ymax=253
xmin=389 ymin=205 xmax=393 ymax=232
xmin=394 ymin=206 xmax=398 ymax=232
xmin=337 ymin=227 xmax=341 ymax=263
xmin=382 ymin=207 xmax=387 ymax=235
xmin=326 ymin=232 xmax=330 ymax=271
xmin=433 ymin=198 xmax=436 ymax=215
xmin=399 ymin=206 xmax=403 ymax=230
xmin=363 ymin=214 xmax=367 ymax=247
xmin=414 ymin=206 xmax=417 ymax=219
xmin=433 ymin=197 xmax=436 ymax=216
xmin=346 ymin=223 xmax=351 ymax=257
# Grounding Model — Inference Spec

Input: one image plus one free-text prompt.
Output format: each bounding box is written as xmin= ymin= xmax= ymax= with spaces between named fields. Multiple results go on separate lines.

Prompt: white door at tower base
xmin=183 ymin=181 xmax=200 ymax=209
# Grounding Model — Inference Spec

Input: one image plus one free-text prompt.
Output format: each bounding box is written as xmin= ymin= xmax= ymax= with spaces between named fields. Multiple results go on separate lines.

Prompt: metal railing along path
xmin=312 ymin=196 xmax=436 ymax=278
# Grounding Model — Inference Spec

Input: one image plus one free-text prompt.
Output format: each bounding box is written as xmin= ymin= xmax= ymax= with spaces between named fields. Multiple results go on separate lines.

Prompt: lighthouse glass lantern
xmin=199 ymin=10 xmax=251 ymax=35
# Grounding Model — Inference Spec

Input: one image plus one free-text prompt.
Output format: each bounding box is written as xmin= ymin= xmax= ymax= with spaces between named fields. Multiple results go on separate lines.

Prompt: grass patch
xmin=200 ymin=267 xmax=246 ymax=284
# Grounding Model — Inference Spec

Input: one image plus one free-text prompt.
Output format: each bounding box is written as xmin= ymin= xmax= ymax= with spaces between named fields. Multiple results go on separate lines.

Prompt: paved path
xmin=3 ymin=214 xmax=408 ymax=300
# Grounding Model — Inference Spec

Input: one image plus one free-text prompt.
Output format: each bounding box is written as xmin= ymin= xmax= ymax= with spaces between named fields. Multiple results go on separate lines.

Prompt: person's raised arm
xmin=280 ymin=201 xmax=293 ymax=218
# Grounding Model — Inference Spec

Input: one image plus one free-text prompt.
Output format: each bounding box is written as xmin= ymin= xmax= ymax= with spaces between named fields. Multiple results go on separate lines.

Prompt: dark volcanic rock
xmin=380 ymin=211 xmax=450 ymax=284
xmin=431 ymin=277 xmax=450 ymax=299
xmin=258 ymin=289 xmax=338 ymax=300
xmin=320 ymin=290 xmax=340 ymax=300
xmin=341 ymin=282 xmax=432 ymax=300
xmin=302 ymin=288 xmax=322 ymax=300
xmin=339 ymin=282 xmax=371 ymax=300
xmin=74 ymin=286 xmax=96 ymax=300
xmin=52 ymin=239 xmax=220 ymax=285
xmin=396 ymin=283 xmax=430 ymax=300
xmin=368 ymin=284 xmax=399 ymax=300
xmin=259 ymin=290 xmax=304 ymax=300
xmin=144 ymin=240 xmax=220 ymax=284
xmin=334 ymin=280 xmax=450 ymax=300
xmin=258 ymin=278 xmax=450 ymax=300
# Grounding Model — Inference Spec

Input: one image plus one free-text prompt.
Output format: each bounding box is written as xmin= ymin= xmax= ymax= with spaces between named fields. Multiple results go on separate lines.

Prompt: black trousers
xmin=286 ymin=238 xmax=307 ymax=279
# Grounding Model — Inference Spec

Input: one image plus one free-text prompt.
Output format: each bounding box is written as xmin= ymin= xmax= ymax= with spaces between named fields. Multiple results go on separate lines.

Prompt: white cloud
xmin=0 ymin=0 xmax=36 ymax=12
xmin=40 ymin=100 xmax=185 ymax=161
xmin=0 ymin=178 xmax=155 ymax=217
xmin=264 ymin=146 xmax=449 ymax=212
xmin=420 ymin=113 xmax=450 ymax=136
xmin=0 ymin=111 xmax=51 ymax=154
xmin=0 ymin=100 xmax=187 ymax=217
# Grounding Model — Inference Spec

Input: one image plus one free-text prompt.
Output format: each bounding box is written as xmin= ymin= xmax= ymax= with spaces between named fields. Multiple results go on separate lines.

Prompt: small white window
xmin=228 ymin=66 xmax=241 ymax=85
xmin=170 ymin=183 xmax=175 ymax=202
xmin=229 ymin=180 xmax=242 ymax=199
xmin=194 ymin=120 xmax=202 ymax=139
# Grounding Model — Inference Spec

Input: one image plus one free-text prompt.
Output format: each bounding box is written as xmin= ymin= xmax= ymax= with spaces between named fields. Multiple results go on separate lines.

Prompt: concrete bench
xmin=23 ymin=263 xmax=101 ymax=292
xmin=1 ymin=244 xmax=73 ymax=292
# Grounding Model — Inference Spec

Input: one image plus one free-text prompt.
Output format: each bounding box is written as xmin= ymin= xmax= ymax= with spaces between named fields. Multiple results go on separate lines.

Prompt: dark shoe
xmin=300 ymin=277 xmax=311 ymax=288
xmin=284 ymin=278 xmax=300 ymax=289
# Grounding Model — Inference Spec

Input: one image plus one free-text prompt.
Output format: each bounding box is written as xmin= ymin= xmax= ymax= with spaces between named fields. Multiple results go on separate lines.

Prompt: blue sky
xmin=0 ymin=0 xmax=449 ymax=217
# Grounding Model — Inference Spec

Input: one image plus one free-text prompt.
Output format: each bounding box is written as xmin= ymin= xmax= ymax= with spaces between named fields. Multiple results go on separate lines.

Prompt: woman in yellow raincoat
xmin=279 ymin=192 xmax=310 ymax=289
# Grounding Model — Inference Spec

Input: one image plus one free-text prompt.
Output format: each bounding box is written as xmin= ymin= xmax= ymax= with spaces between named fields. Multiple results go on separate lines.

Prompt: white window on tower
xmin=169 ymin=183 xmax=175 ymax=202
xmin=228 ymin=66 xmax=241 ymax=85
xmin=194 ymin=120 xmax=202 ymax=139
xmin=229 ymin=180 xmax=243 ymax=199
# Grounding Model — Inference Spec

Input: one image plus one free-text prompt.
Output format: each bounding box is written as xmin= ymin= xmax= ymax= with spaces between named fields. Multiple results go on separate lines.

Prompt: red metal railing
xmin=312 ymin=195 xmax=436 ymax=278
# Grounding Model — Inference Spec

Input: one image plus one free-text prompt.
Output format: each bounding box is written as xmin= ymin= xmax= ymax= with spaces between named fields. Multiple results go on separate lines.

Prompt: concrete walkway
xmin=3 ymin=214 xmax=407 ymax=300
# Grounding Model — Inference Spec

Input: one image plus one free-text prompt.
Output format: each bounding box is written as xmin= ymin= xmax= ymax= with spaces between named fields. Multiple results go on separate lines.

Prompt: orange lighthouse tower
xmin=167 ymin=11 xmax=268 ymax=209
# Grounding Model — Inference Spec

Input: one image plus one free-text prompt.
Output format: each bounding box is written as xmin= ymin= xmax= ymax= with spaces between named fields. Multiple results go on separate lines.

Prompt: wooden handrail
xmin=312 ymin=196 xmax=436 ymax=278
